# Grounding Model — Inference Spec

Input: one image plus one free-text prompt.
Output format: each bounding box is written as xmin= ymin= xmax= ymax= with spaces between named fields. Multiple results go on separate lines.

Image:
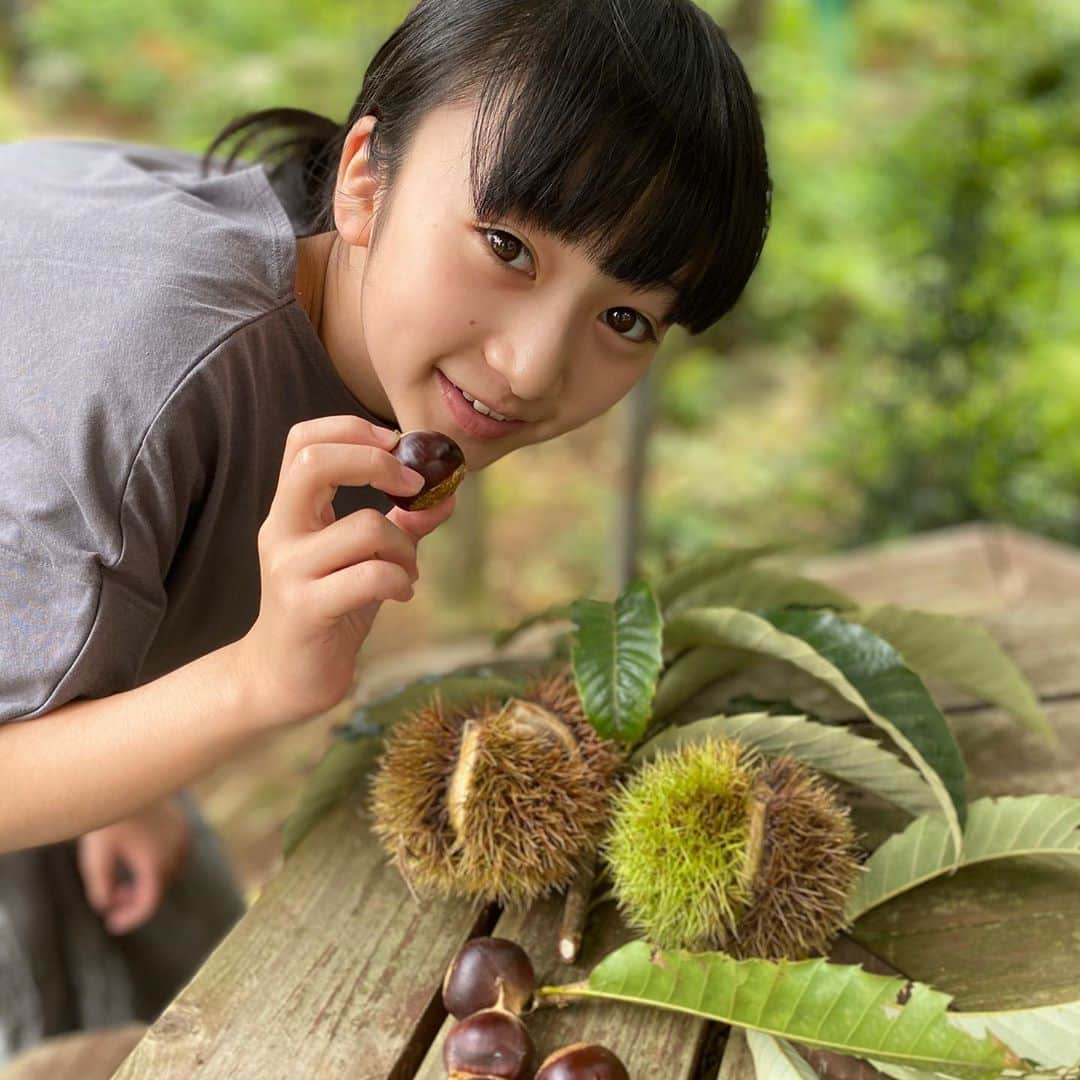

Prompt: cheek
xmin=364 ymin=225 xmax=485 ymax=362
xmin=559 ymin=359 xmax=646 ymax=430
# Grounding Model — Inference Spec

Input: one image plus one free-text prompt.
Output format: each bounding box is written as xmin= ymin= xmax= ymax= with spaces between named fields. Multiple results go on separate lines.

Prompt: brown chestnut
xmin=389 ymin=429 xmax=465 ymax=511
xmin=443 ymin=1007 xmax=535 ymax=1079
xmin=535 ymin=1042 xmax=631 ymax=1080
xmin=442 ymin=936 xmax=536 ymax=1019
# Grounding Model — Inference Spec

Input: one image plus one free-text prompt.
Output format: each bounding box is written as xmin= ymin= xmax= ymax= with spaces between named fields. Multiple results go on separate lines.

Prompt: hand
xmin=233 ymin=415 xmax=457 ymax=727
xmin=76 ymin=795 xmax=193 ymax=935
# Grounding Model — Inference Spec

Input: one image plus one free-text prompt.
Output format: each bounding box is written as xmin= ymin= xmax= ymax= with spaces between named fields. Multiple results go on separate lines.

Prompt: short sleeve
xmin=0 ymin=546 xmax=166 ymax=724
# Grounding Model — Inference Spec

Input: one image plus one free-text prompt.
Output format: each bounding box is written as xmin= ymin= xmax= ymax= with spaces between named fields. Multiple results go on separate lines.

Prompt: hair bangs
xmin=464 ymin=0 xmax=769 ymax=334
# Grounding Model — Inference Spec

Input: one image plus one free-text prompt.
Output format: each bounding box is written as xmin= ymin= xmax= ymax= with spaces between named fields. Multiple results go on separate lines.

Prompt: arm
xmin=1 ymin=415 xmax=453 ymax=855
xmin=0 ymin=641 xmax=274 ymax=854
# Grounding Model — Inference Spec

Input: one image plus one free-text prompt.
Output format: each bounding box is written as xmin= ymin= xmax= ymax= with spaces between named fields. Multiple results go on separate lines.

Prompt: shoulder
xmin=0 ymin=136 xmax=306 ymax=568
xmin=0 ymin=135 xmax=298 ymax=312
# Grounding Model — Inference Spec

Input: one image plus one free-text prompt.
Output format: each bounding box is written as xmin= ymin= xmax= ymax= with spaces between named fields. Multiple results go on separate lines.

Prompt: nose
xmin=483 ymin=309 xmax=572 ymax=404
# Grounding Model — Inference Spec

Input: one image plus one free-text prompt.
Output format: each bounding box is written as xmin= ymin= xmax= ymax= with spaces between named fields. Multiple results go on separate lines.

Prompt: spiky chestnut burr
xmin=369 ymin=666 xmax=625 ymax=907
xmin=603 ymin=738 xmax=860 ymax=959
xmin=442 ymin=1007 xmax=534 ymax=1079
xmin=535 ymin=1043 xmax=630 ymax=1079
xmin=389 ymin=429 xmax=465 ymax=510
xmin=442 ymin=937 xmax=536 ymax=1019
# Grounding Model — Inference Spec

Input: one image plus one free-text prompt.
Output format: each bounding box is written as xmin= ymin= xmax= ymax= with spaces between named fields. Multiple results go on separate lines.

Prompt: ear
xmin=334 ymin=114 xmax=381 ymax=247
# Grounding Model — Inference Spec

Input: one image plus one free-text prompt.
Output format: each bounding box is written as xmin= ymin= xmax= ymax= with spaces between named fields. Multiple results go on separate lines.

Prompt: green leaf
xmin=570 ymin=578 xmax=664 ymax=745
xmin=662 ymin=606 xmax=966 ymax=853
xmin=851 ymin=605 xmax=1054 ymax=741
xmin=631 ymin=711 xmax=941 ymax=819
xmin=664 ymin=565 xmax=859 ymax=618
xmin=651 ymin=645 xmax=753 ymax=725
xmin=653 ymin=543 xmax=793 ymax=612
xmin=745 ymin=1030 xmax=819 ymax=1078
xmin=847 ymin=795 xmax=1080 ymax=922
xmin=538 ymin=941 xmax=1010 ymax=1077
xmin=282 ymin=674 xmax=525 ymax=858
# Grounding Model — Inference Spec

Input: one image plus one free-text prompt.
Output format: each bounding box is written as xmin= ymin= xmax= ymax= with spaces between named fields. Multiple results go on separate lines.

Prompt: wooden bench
xmin=108 ymin=525 xmax=1080 ymax=1077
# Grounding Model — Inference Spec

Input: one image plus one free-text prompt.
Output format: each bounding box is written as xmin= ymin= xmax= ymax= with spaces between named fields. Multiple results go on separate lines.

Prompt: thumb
xmin=385 ymin=491 xmax=457 ymax=541
xmin=76 ymin=835 xmax=117 ymax=913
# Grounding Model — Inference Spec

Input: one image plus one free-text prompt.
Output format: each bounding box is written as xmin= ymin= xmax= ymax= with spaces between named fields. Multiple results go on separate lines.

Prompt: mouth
xmin=436 ymin=369 xmax=531 ymax=440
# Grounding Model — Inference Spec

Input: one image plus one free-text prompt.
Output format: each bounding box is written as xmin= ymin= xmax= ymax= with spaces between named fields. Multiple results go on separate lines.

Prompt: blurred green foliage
xmin=12 ymin=0 xmax=410 ymax=148
xmin=653 ymin=0 xmax=1080 ymax=553
xmin=5 ymin=0 xmax=1079 ymax=568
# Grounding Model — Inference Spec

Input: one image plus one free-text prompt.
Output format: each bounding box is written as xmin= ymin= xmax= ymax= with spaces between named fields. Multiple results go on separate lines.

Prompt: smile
xmin=458 ymin=387 xmax=511 ymax=422
xmin=436 ymin=370 xmax=531 ymax=440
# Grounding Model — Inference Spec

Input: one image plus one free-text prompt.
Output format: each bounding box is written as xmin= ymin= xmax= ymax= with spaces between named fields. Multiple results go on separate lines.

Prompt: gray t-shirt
xmin=0 ymin=137 xmax=394 ymax=723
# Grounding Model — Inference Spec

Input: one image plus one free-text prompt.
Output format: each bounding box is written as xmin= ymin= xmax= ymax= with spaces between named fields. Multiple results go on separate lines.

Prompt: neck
xmin=292 ymin=231 xmax=399 ymax=428
xmin=294 ymin=232 xmax=336 ymax=334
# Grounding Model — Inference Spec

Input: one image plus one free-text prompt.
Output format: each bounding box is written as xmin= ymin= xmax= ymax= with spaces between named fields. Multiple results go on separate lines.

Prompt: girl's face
xmin=316 ymin=102 xmax=676 ymax=472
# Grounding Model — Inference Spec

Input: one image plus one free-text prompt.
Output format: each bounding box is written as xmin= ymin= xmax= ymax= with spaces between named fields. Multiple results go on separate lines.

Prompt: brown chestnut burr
xmin=442 ymin=1007 xmax=535 ymax=1079
xmin=389 ymin=429 xmax=466 ymax=511
xmin=535 ymin=1042 xmax=631 ymax=1080
xmin=442 ymin=936 xmax=537 ymax=1019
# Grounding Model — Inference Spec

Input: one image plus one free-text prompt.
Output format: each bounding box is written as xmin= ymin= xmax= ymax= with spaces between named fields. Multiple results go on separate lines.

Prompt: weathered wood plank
xmin=949 ymin=697 xmax=1080 ymax=798
xmin=1 ymin=1023 xmax=147 ymax=1080
xmin=120 ymin=595 xmax=1080 ymax=1078
xmin=112 ymin=794 xmax=496 ymax=1079
xmin=414 ymin=889 xmax=710 ymax=1078
xmin=716 ymin=1027 xmax=754 ymax=1079
xmin=797 ymin=523 xmax=1080 ymax=617
xmin=797 ymin=523 xmax=1009 ymax=615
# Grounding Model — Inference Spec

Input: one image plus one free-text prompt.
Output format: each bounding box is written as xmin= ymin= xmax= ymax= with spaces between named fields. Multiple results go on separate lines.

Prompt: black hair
xmin=201 ymin=0 xmax=771 ymax=335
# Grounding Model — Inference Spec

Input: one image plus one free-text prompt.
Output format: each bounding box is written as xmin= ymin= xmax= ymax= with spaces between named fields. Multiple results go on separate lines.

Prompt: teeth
xmin=459 ymin=387 xmax=509 ymax=421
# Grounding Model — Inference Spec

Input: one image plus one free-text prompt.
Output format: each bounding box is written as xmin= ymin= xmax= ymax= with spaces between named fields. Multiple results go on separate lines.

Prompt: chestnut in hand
xmin=389 ymin=429 xmax=466 ymax=511
xmin=443 ymin=1007 xmax=535 ymax=1080
xmin=535 ymin=1042 xmax=631 ymax=1080
xmin=442 ymin=937 xmax=536 ymax=1019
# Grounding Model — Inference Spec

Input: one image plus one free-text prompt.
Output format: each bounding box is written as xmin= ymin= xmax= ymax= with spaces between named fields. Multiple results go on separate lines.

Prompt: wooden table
xmin=112 ymin=526 xmax=1080 ymax=1078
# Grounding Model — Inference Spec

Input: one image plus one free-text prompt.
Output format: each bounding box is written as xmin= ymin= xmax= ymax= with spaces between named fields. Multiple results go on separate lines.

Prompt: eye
xmin=480 ymin=227 xmax=658 ymax=345
xmin=482 ymin=227 xmax=535 ymax=274
xmin=604 ymin=307 xmax=657 ymax=344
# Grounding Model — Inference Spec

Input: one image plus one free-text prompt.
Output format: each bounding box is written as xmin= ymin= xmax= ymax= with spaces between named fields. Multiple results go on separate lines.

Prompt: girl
xmin=0 ymin=0 xmax=769 ymax=1061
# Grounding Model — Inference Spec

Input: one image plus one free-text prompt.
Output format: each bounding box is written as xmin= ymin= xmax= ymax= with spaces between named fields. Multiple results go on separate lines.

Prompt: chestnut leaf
xmin=570 ymin=578 xmax=663 ymax=746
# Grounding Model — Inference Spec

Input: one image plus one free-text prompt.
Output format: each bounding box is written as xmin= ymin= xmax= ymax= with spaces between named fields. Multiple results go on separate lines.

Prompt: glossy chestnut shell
xmin=535 ymin=1042 xmax=631 ymax=1080
xmin=389 ymin=429 xmax=466 ymax=511
xmin=442 ymin=937 xmax=536 ymax=1019
xmin=442 ymin=1007 xmax=534 ymax=1079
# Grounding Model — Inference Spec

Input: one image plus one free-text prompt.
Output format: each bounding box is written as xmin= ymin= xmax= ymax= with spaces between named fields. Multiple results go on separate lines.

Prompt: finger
xmin=308 ymin=559 xmax=415 ymax=622
xmin=385 ymin=491 xmax=458 ymax=541
xmin=276 ymin=415 xmax=400 ymax=489
xmin=277 ymin=443 xmax=424 ymax=537
xmin=292 ymin=508 xmax=419 ymax=583
xmin=107 ymin=856 xmax=162 ymax=935
xmin=76 ymin=837 xmax=116 ymax=913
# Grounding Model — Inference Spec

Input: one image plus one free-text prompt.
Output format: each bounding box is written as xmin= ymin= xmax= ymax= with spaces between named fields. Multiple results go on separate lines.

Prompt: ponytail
xmin=201 ymin=106 xmax=344 ymax=236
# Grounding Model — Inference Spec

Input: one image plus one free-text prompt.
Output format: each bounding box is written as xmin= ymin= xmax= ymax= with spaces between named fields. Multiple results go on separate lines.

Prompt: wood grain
xmin=114 ymin=527 xmax=1080 ymax=1078
xmin=413 ymin=890 xmax=710 ymax=1079
xmin=111 ymin=794 xmax=497 ymax=1079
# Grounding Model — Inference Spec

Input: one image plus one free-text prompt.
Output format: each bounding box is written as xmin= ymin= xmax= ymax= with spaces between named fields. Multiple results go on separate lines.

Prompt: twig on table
xmin=558 ymin=852 xmax=597 ymax=964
